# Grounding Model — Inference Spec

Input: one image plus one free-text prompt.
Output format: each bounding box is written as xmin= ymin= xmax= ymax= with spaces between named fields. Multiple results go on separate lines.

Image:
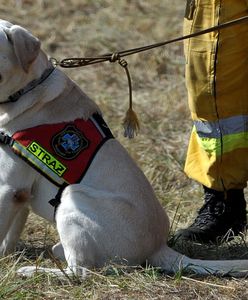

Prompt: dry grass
xmin=1 ymin=0 xmax=248 ymax=299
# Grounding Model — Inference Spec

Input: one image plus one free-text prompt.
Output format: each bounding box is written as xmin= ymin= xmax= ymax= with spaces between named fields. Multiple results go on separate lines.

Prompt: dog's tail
xmin=149 ymin=244 xmax=248 ymax=277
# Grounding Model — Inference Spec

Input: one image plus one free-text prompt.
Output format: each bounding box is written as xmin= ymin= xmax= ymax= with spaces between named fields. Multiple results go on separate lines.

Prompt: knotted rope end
xmin=123 ymin=108 xmax=140 ymax=139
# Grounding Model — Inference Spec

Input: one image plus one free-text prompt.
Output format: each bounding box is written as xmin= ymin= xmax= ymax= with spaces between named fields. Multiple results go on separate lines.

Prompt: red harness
xmin=5 ymin=114 xmax=114 ymax=209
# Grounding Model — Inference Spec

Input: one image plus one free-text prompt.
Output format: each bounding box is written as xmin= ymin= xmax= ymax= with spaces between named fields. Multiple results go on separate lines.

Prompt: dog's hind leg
xmin=18 ymin=237 xmax=87 ymax=279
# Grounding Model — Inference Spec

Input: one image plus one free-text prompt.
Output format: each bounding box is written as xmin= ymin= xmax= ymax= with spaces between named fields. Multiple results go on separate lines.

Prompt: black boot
xmin=174 ymin=186 xmax=247 ymax=243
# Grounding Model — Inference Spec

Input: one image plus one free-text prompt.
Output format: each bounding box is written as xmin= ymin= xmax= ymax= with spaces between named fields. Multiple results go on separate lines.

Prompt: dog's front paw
xmin=0 ymin=246 xmax=5 ymax=256
xmin=0 ymin=244 xmax=16 ymax=256
xmin=17 ymin=266 xmax=37 ymax=277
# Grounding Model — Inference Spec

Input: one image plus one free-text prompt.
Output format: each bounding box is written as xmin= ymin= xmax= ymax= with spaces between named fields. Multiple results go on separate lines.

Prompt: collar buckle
xmin=0 ymin=132 xmax=12 ymax=145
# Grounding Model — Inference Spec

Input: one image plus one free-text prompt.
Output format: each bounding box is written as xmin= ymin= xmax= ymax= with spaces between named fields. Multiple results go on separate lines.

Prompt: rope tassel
xmin=123 ymin=107 xmax=140 ymax=139
xmin=117 ymin=57 xmax=140 ymax=138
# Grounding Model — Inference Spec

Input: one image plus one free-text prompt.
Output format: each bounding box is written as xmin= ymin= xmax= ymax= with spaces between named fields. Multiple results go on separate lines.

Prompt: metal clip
xmin=49 ymin=57 xmax=59 ymax=66
xmin=0 ymin=132 xmax=12 ymax=145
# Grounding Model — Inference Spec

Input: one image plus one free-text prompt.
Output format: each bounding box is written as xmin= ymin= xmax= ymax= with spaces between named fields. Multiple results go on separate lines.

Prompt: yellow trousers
xmin=184 ymin=0 xmax=248 ymax=190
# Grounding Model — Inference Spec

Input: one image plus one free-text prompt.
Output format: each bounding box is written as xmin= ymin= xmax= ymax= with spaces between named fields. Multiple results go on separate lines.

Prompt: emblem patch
xmin=52 ymin=125 xmax=89 ymax=160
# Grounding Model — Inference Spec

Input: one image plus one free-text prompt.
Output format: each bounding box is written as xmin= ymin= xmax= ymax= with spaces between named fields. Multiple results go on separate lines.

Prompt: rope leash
xmin=51 ymin=15 xmax=248 ymax=138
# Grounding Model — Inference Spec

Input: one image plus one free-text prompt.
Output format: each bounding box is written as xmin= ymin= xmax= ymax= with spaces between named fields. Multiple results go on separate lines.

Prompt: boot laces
xmin=192 ymin=192 xmax=226 ymax=228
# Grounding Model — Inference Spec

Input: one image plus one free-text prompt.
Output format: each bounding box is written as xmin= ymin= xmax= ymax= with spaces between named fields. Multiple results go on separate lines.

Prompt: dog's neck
xmin=0 ymin=59 xmax=70 ymax=128
xmin=4 ymin=65 xmax=55 ymax=104
xmin=0 ymin=50 xmax=101 ymax=133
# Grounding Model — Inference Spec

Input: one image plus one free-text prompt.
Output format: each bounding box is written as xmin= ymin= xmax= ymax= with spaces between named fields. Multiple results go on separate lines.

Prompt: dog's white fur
xmin=0 ymin=20 xmax=248 ymax=278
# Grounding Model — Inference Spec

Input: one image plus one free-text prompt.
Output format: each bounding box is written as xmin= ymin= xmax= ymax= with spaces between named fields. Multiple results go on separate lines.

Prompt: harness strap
xmin=48 ymin=183 xmax=68 ymax=218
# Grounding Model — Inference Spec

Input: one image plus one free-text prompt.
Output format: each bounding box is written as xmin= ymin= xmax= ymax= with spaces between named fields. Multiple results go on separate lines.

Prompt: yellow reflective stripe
xmin=194 ymin=126 xmax=248 ymax=156
xmin=222 ymin=132 xmax=248 ymax=154
xmin=12 ymin=141 xmax=67 ymax=185
xmin=27 ymin=142 xmax=66 ymax=177
xmin=196 ymin=136 xmax=221 ymax=156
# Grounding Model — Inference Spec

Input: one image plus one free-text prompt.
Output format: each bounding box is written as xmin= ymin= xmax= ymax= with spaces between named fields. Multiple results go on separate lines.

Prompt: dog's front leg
xmin=0 ymin=186 xmax=30 ymax=248
xmin=0 ymin=205 xmax=29 ymax=255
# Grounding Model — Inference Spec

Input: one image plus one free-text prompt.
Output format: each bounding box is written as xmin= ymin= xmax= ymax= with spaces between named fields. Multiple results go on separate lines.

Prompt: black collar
xmin=2 ymin=66 xmax=55 ymax=104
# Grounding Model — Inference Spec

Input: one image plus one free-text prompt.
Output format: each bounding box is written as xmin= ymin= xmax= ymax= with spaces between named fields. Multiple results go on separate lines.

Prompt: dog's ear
xmin=4 ymin=25 xmax=41 ymax=73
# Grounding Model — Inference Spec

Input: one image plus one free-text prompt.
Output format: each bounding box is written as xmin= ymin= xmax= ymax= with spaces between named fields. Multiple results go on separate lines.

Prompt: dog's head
xmin=0 ymin=20 xmax=42 ymax=103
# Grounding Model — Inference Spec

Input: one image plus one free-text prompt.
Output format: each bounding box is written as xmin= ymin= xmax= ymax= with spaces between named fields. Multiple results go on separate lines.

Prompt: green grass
xmin=1 ymin=0 xmax=248 ymax=299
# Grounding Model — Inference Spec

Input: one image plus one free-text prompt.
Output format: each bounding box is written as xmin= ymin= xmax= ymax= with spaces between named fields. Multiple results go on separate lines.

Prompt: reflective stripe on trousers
xmin=194 ymin=115 xmax=248 ymax=155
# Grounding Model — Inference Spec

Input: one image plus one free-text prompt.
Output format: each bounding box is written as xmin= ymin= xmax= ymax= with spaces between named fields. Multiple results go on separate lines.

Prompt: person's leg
xmin=177 ymin=0 xmax=248 ymax=243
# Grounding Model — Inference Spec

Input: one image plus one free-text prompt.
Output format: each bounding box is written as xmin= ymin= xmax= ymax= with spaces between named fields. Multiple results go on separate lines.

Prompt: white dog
xmin=0 ymin=19 xmax=247 ymax=278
